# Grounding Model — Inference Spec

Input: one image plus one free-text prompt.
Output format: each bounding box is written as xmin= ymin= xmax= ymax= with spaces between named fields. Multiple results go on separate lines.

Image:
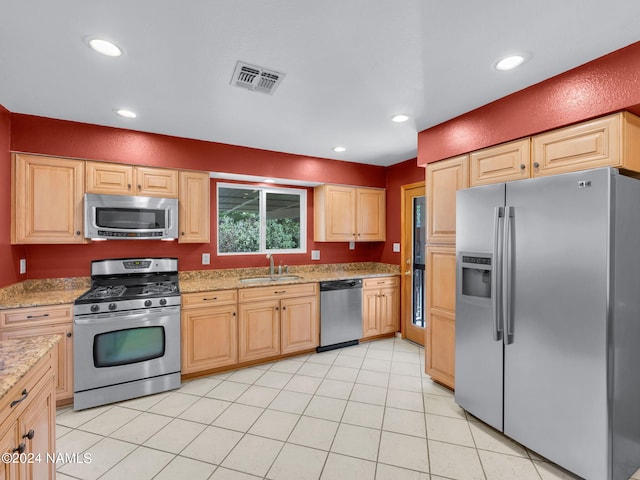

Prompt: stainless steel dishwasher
xmin=318 ymin=278 xmax=363 ymax=352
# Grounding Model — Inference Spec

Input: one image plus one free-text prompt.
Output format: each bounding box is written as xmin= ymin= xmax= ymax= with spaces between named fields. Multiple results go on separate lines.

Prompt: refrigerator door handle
xmin=503 ymin=205 xmax=514 ymax=345
xmin=492 ymin=206 xmax=504 ymax=341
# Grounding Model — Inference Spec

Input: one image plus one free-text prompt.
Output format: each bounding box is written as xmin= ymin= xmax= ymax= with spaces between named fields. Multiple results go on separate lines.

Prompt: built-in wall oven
xmin=73 ymin=258 xmax=181 ymax=410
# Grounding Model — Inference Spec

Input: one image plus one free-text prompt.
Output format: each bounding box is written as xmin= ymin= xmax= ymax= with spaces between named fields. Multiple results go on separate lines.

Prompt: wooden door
xmin=280 ymin=296 xmax=319 ymax=354
xmin=12 ymin=154 xmax=85 ymax=244
xmin=470 ymin=138 xmax=530 ymax=186
xmin=181 ymin=305 xmax=238 ymax=373
xmin=134 ymin=166 xmax=179 ymax=198
xmin=356 ymin=188 xmax=386 ymax=241
xmin=238 ymin=300 xmax=280 ymax=362
xmin=401 ymin=182 xmax=426 ymax=345
xmin=425 ymin=245 xmax=456 ymax=389
xmin=85 ymin=161 xmax=134 ymax=194
xmin=426 ymin=155 xmax=469 ymax=244
xmin=179 ymin=170 xmax=210 ymax=243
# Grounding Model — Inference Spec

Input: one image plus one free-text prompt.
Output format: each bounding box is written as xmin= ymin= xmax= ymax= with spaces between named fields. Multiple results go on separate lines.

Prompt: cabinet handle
xmin=23 ymin=430 xmax=35 ymax=440
xmin=282 ymin=306 xmax=287 ymax=310
xmin=10 ymin=389 xmax=29 ymax=408
xmin=520 ymin=164 xmax=526 ymax=170
xmin=203 ymin=297 xmax=218 ymax=301
xmin=275 ymin=306 xmax=279 ymax=311
xmin=26 ymin=313 xmax=49 ymax=319
xmin=127 ymin=184 xmax=132 ymax=190
xmin=274 ymin=290 xmax=286 ymax=294
xmin=533 ymin=162 xmax=540 ymax=168
xmin=66 ymin=332 xmax=72 ymax=338
xmin=232 ymin=312 xmax=236 ymax=317
xmin=76 ymin=231 xmax=81 ymax=236
xmin=181 ymin=232 xmax=185 ymax=236
xmin=13 ymin=444 xmax=25 ymax=454
xmin=137 ymin=184 xmax=142 ymax=190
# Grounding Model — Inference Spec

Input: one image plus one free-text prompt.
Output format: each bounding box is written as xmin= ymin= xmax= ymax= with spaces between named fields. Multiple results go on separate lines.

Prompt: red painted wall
xmin=418 ymin=41 xmax=640 ymax=165
xmin=379 ymin=158 xmax=425 ymax=265
xmin=4 ymin=113 xmax=401 ymax=282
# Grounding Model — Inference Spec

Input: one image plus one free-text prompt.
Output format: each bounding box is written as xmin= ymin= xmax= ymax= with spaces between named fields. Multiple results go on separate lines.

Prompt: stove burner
xmin=142 ymin=283 xmax=178 ymax=295
xmin=83 ymin=285 xmax=127 ymax=300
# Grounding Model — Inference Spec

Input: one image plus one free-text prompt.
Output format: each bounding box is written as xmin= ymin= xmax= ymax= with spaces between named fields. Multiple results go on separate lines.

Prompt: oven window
xmin=93 ymin=326 xmax=165 ymax=367
xmin=95 ymin=207 xmax=166 ymax=229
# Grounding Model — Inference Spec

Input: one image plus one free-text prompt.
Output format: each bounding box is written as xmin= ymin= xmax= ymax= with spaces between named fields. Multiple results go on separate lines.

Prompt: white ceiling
xmin=1 ymin=1 xmax=640 ymax=167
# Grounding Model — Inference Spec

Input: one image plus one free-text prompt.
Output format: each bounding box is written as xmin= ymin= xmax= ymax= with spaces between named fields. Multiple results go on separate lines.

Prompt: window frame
xmin=216 ymin=182 xmax=307 ymax=256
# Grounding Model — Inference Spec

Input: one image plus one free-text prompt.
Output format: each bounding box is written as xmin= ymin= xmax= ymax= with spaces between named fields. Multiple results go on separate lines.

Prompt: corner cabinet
xmin=12 ymin=154 xmax=86 ymax=244
xmin=238 ymin=283 xmax=318 ymax=362
xmin=178 ymin=170 xmax=210 ymax=243
xmin=362 ymin=276 xmax=399 ymax=339
xmin=181 ymin=290 xmax=238 ymax=374
xmin=0 ymin=304 xmax=75 ymax=405
xmin=314 ymin=185 xmax=386 ymax=242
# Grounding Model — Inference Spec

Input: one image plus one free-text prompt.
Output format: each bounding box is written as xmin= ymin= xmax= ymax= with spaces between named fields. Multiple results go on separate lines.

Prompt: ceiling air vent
xmin=231 ymin=61 xmax=285 ymax=95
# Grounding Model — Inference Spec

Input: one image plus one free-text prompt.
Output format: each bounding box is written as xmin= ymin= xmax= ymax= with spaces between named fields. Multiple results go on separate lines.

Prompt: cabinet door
xmin=470 ymin=139 xmax=530 ymax=186
xmin=179 ymin=170 xmax=210 ymax=243
xmin=362 ymin=288 xmax=380 ymax=338
xmin=85 ymin=161 xmax=134 ymax=194
xmin=134 ymin=167 xmax=179 ymax=198
xmin=181 ymin=305 xmax=237 ymax=373
xmin=0 ymin=324 xmax=74 ymax=402
xmin=0 ymin=423 xmax=19 ymax=480
xmin=314 ymin=185 xmax=356 ymax=241
xmin=12 ymin=154 xmax=85 ymax=244
xmin=379 ymin=284 xmax=400 ymax=334
xmin=18 ymin=377 xmax=56 ymax=480
xmin=426 ymin=155 xmax=469 ymax=244
xmin=238 ymin=300 xmax=280 ymax=362
xmin=280 ymin=296 xmax=318 ymax=355
xmin=425 ymin=245 xmax=456 ymax=389
xmin=356 ymin=188 xmax=386 ymax=241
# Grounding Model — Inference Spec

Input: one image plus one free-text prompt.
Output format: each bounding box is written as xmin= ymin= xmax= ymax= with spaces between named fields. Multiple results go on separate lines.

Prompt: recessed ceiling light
xmin=391 ymin=114 xmax=410 ymax=123
xmin=332 ymin=146 xmax=346 ymax=153
xmin=87 ymin=38 xmax=122 ymax=57
xmin=494 ymin=54 xmax=527 ymax=71
xmin=114 ymin=108 xmax=137 ymax=118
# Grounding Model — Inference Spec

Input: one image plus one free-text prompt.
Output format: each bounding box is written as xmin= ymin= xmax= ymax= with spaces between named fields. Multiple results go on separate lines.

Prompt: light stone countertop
xmin=0 ymin=334 xmax=61 ymax=402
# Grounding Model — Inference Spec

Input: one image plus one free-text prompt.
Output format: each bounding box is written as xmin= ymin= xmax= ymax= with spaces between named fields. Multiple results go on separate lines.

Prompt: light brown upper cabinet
xmin=86 ymin=161 xmax=179 ymax=198
xmin=314 ymin=185 xmax=386 ymax=242
xmin=12 ymin=153 xmax=86 ymax=244
xmin=470 ymin=139 xmax=531 ymax=186
xmin=178 ymin=170 xmax=210 ymax=243
xmin=531 ymin=111 xmax=640 ymax=177
xmin=426 ymin=155 xmax=469 ymax=245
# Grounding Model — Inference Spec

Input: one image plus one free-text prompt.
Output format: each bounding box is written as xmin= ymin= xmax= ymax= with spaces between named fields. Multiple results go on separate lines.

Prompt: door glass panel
xmin=94 ymin=326 xmax=165 ymax=367
xmin=413 ymin=196 xmax=426 ymax=327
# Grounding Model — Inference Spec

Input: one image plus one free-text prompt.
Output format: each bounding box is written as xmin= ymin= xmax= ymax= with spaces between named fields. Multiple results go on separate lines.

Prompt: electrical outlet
xmin=311 ymin=250 xmax=320 ymax=261
xmin=393 ymin=243 xmax=401 ymax=253
xmin=19 ymin=258 xmax=26 ymax=274
xmin=349 ymin=241 xmax=355 ymax=250
xmin=202 ymin=253 xmax=210 ymax=265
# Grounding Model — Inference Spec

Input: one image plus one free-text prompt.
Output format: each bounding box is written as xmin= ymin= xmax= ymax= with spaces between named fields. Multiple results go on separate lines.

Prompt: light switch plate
xmin=202 ymin=253 xmax=211 ymax=265
xmin=393 ymin=243 xmax=401 ymax=253
xmin=19 ymin=259 xmax=26 ymax=274
xmin=311 ymin=250 xmax=320 ymax=261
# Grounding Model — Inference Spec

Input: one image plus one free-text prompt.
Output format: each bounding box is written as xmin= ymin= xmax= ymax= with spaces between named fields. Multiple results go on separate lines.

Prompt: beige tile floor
xmin=54 ymin=337 xmax=640 ymax=480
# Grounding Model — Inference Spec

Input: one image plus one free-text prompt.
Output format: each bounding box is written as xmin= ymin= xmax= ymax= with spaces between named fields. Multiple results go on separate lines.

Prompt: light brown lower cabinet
xmin=181 ymin=291 xmax=238 ymax=374
xmin=0 ymin=304 xmax=74 ymax=405
xmin=0 ymin=349 xmax=56 ymax=480
xmin=362 ymin=276 xmax=400 ymax=339
xmin=425 ymin=245 xmax=456 ymax=389
xmin=238 ymin=283 xmax=319 ymax=363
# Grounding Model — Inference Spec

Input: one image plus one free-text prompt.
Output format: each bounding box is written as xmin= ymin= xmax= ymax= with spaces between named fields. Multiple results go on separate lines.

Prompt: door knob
xmin=404 ymin=270 xmax=411 ymax=276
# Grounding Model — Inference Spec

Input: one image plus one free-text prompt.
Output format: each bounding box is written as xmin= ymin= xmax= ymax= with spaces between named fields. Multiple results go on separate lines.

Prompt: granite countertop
xmin=0 ymin=262 xmax=400 ymax=308
xmin=0 ymin=334 xmax=61 ymax=402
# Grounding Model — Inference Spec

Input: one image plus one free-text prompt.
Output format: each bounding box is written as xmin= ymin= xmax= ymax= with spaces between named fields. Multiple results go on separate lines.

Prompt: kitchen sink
xmin=239 ymin=275 xmax=302 ymax=284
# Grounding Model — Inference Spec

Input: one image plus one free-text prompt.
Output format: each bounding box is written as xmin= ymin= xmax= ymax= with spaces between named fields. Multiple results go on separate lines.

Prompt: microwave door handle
xmin=492 ymin=206 xmax=504 ymax=342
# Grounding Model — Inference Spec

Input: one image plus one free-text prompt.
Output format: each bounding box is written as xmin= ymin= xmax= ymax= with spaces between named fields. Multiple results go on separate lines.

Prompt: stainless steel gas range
xmin=73 ymin=258 xmax=181 ymax=410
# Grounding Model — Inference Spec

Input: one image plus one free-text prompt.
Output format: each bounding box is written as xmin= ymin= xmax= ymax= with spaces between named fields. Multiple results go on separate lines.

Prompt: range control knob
xmin=159 ymin=298 xmax=167 ymax=306
xmin=144 ymin=300 xmax=152 ymax=307
xmin=90 ymin=304 xmax=99 ymax=313
xmin=108 ymin=303 xmax=117 ymax=311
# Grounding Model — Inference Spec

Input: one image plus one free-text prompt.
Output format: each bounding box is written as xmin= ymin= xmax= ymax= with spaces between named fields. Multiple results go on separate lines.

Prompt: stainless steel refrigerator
xmin=455 ymin=167 xmax=640 ymax=480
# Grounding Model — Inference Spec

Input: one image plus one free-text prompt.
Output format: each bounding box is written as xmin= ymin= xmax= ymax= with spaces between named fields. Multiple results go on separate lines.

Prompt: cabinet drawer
xmin=363 ymin=277 xmax=398 ymax=289
xmin=239 ymin=283 xmax=317 ymax=302
xmin=182 ymin=290 xmax=237 ymax=309
xmin=0 ymin=304 xmax=73 ymax=329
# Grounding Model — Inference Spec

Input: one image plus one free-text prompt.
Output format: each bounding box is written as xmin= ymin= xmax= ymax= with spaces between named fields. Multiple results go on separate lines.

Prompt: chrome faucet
xmin=267 ymin=253 xmax=274 ymax=276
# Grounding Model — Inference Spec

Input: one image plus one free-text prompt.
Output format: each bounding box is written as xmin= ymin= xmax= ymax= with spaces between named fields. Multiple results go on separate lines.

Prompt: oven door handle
xmin=74 ymin=307 xmax=179 ymax=325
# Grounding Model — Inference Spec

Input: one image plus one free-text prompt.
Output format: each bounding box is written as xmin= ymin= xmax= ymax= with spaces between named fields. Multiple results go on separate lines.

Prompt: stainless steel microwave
xmin=84 ymin=193 xmax=179 ymax=240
